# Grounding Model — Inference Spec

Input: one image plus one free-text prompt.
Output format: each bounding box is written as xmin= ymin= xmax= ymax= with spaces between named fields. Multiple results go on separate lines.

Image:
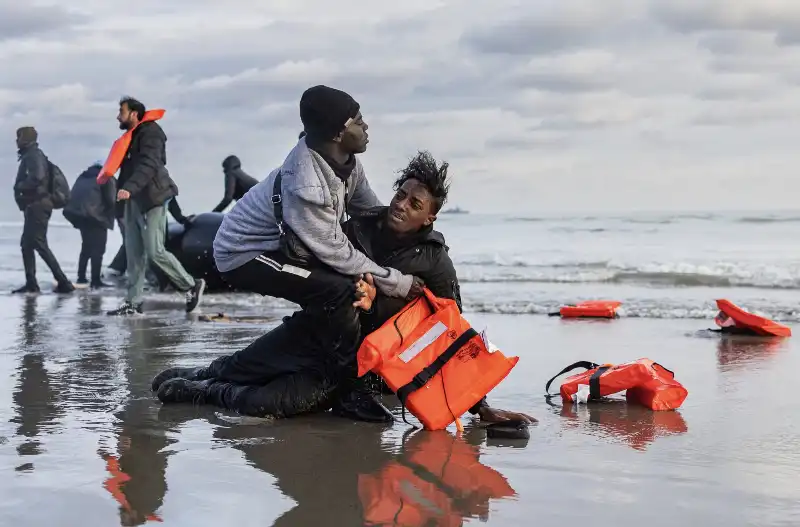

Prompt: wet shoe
xmin=331 ymin=388 xmax=394 ymax=423
xmin=151 ymin=366 xmax=206 ymax=392
xmin=12 ymin=284 xmax=40 ymax=294
xmin=185 ymin=278 xmax=206 ymax=313
xmin=54 ymin=282 xmax=75 ymax=294
xmin=107 ymin=302 xmax=143 ymax=316
xmin=157 ymin=378 xmax=211 ymax=405
xmin=90 ymin=280 xmax=111 ymax=290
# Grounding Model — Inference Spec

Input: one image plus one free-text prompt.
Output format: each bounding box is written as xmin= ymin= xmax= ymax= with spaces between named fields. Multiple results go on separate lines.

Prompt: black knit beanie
xmin=299 ymin=85 xmax=360 ymax=141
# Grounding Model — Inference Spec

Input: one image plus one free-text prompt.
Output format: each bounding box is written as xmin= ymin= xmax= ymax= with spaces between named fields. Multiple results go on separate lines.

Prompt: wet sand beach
xmin=0 ymin=288 xmax=798 ymax=526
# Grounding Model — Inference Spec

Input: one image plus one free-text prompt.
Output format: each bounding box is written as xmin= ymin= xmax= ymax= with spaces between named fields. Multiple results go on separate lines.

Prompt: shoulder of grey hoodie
xmin=212 ymin=140 xmax=412 ymax=297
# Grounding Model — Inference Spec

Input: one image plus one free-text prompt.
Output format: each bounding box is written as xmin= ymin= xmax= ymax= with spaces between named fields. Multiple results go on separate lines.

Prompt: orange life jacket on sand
xmin=356 ymin=288 xmax=519 ymax=431
xmin=714 ymin=299 xmax=792 ymax=337
xmin=545 ymin=358 xmax=688 ymax=411
xmin=97 ymin=109 xmax=166 ymax=184
xmin=553 ymin=300 xmax=622 ymax=318
xmin=358 ymin=431 xmax=516 ymax=526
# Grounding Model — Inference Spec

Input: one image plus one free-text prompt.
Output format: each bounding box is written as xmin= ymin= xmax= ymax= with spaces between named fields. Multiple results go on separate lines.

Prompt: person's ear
xmin=424 ymin=213 xmax=437 ymax=226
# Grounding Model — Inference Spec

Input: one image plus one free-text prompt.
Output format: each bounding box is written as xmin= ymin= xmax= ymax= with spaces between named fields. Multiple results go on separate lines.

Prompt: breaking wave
xmin=454 ymin=258 xmax=800 ymax=290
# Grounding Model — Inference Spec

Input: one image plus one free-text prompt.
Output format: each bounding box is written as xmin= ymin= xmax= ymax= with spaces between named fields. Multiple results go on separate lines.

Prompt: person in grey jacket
xmin=212 ymin=85 xmax=421 ymax=402
xmin=12 ymin=127 xmax=74 ymax=294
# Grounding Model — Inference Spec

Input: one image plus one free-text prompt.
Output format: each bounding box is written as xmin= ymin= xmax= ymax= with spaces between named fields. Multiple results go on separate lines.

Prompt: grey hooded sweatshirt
xmin=212 ymin=139 xmax=413 ymax=298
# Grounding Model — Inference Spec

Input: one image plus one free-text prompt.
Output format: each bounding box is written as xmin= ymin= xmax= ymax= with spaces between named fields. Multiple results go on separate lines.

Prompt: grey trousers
xmin=124 ymin=200 xmax=194 ymax=305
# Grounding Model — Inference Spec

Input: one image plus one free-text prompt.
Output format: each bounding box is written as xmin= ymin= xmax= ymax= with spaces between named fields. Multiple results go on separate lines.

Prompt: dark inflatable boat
xmin=157 ymin=212 xmax=234 ymax=292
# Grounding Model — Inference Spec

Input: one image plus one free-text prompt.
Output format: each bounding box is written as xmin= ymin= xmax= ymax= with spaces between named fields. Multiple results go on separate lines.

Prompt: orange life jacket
xmin=356 ymin=288 xmax=519 ymax=430
xmin=557 ymin=300 xmax=621 ymax=318
xmin=545 ymin=358 xmax=688 ymax=411
xmin=97 ymin=109 xmax=165 ymax=184
xmin=714 ymin=299 xmax=791 ymax=337
xmin=358 ymin=431 xmax=515 ymax=526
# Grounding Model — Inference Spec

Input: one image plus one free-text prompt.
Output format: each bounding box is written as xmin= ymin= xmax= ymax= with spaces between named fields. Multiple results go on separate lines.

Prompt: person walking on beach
xmin=105 ymin=97 xmax=205 ymax=315
xmin=12 ymin=127 xmax=74 ymax=294
xmin=62 ymin=160 xmax=116 ymax=289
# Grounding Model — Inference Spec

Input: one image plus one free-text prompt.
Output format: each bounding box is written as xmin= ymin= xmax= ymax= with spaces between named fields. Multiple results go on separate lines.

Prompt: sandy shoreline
xmin=0 ymin=292 xmax=797 ymax=526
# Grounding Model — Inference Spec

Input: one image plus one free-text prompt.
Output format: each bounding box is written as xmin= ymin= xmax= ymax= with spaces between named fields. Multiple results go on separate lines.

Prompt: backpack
xmin=47 ymin=159 xmax=71 ymax=209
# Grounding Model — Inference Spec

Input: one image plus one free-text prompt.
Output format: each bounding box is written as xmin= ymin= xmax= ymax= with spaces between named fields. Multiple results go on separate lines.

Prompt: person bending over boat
xmin=211 ymin=155 xmax=258 ymax=212
xmin=154 ymin=151 xmax=534 ymax=425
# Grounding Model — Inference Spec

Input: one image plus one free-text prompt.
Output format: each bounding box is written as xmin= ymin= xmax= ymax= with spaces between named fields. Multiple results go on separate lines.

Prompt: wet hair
xmin=119 ymin=96 xmax=146 ymax=120
xmin=393 ymin=151 xmax=450 ymax=213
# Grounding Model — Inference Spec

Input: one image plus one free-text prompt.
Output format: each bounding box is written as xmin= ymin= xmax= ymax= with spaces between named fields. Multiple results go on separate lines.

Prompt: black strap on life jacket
xmin=544 ymin=361 xmax=610 ymax=401
xmin=395 ymin=327 xmax=479 ymax=427
xmin=271 ymin=171 xmax=285 ymax=236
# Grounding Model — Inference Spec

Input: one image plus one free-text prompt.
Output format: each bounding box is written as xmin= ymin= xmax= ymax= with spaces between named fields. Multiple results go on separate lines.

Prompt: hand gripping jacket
xmin=545 ymin=358 xmax=688 ymax=411
xmin=357 ymin=288 xmax=519 ymax=430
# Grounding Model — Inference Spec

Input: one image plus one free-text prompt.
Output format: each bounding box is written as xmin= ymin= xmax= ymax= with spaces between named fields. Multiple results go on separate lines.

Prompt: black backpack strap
xmin=544 ymin=361 xmax=601 ymax=395
xmin=396 ymin=327 xmax=479 ymax=427
xmin=271 ymin=171 xmax=285 ymax=236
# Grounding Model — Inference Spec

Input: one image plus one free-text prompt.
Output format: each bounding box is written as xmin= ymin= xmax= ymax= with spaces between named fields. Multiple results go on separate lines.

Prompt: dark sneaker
xmin=331 ymin=388 xmax=394 ymax=423
xmin=151 ymin=366 xmax=207 ymax=392
xmin=157 ymin=378 xmax=211 ymax=405
xmin=90 ymin=281 xmax=111 ymax=290
xmin=12 ymin=284 xmax=40 ymax=294
xmin=107 ymin=302 xmax=143 ymax=316
xmin=54 ymin=282 xmax=75 ymax=294
xmin=76 ymin=278 xmax=88 ymax=285
xmin=185 ymin=279 xmax=206 ymax=313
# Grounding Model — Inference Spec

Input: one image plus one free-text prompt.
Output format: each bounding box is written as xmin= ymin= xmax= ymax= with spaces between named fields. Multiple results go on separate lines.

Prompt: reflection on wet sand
xmin=208 ymin=418 xmax=516 ymax=526
xmin=11 ymin=296 xmax=65 ymax=468
xmin=553 ymin=400 xmax=688 ymax=451
xmin=715 ymin=334 xmax=789 ymax=371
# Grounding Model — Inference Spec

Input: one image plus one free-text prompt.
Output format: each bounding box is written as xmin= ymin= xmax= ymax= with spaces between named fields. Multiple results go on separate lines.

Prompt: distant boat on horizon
xmin=441 ymin=206 xmax=469 ymax=214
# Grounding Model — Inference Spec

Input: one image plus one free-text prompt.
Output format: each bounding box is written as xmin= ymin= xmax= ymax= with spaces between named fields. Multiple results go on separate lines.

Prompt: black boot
xmin=12 ymin=283 xmax=40 ymax=294
xmin=331 ymin=385 xmax=394 ymax=423
xmin=157 ymin=378 xmax=212 ymax=405
xmin=151 ymin=366 xmax=209 ymax=392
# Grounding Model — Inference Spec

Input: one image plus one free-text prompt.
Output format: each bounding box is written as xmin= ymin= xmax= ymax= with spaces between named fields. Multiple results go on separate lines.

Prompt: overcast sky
xmin=2 ymin=0 xmax=800 ymax=214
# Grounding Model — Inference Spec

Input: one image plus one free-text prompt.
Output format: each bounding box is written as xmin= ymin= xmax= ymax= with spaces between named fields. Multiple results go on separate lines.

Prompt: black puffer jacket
xmin=343 ymin=206 xmax=462 ymax=335
xmin=13 ymin=144 xmax=50 ymax=210
xmin=118 ymin=121 xmax=178 ymax=212
xmin=63 ymin=164 xmax=116 ymax=230
xmin=212 ymin=155 xmax=259 ymax=212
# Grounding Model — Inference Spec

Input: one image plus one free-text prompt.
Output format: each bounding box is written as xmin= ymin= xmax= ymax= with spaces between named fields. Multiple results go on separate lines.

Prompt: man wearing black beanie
xmin=210 ymin=85 xmax=423 ymax=422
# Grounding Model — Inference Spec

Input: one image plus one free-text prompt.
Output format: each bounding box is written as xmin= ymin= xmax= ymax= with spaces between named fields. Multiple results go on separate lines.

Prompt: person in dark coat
xmin=106 ymin=97 xmax=205 ymax=316
xmin=152 ymin=151 xmax=535 ymax=425
xmin=12 ymin=127 xmax=74 ymax=294
xmin=212 ymin=155 xmax=258 ymax=212
xmin=62 ymin=161 xmax=116 ymax=288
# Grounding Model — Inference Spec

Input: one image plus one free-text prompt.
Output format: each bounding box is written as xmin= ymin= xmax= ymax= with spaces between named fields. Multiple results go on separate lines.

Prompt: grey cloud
xmin=652 ymin=2 xmax=800 ymax=44
xmin=0 ymin=4 xmax=88 ymax=41
xmin=462 ymin=16 xmax=599 ymax=56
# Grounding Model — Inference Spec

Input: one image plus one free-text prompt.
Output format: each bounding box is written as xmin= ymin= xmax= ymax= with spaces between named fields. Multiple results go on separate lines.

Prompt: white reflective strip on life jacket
xmin=399 ymin=321 xmax=448 ymax=363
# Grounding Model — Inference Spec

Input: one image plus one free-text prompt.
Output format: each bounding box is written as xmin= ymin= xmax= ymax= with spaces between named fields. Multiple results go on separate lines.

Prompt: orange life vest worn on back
xmin=357 ymin=288 xmax=519 ymax=430
xmin=714 ymin=299 xmax=791 ymax=337
xmin=545 ymin=358 xmax=688 ymax=411
xmin=97 ymin=109 xmax=166 ymax=184
xmin=358 ymin=431 xmax=515 ymax=526
xmin=557 ymin=300 xmax=621 ymax=318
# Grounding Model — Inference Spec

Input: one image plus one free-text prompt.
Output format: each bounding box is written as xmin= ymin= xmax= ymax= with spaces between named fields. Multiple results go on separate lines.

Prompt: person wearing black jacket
xmin=212 ymin=155 xmax=258 ymax=212
xmin=106 ymin=97 xmax=205 ymax=316
xmin=62 ymin=161 xmax=116 ymax=288
xmin=12 ymin=127 xmax=74 ymax=294
xmin=152 ymin=151 xmax=534 ymax=425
